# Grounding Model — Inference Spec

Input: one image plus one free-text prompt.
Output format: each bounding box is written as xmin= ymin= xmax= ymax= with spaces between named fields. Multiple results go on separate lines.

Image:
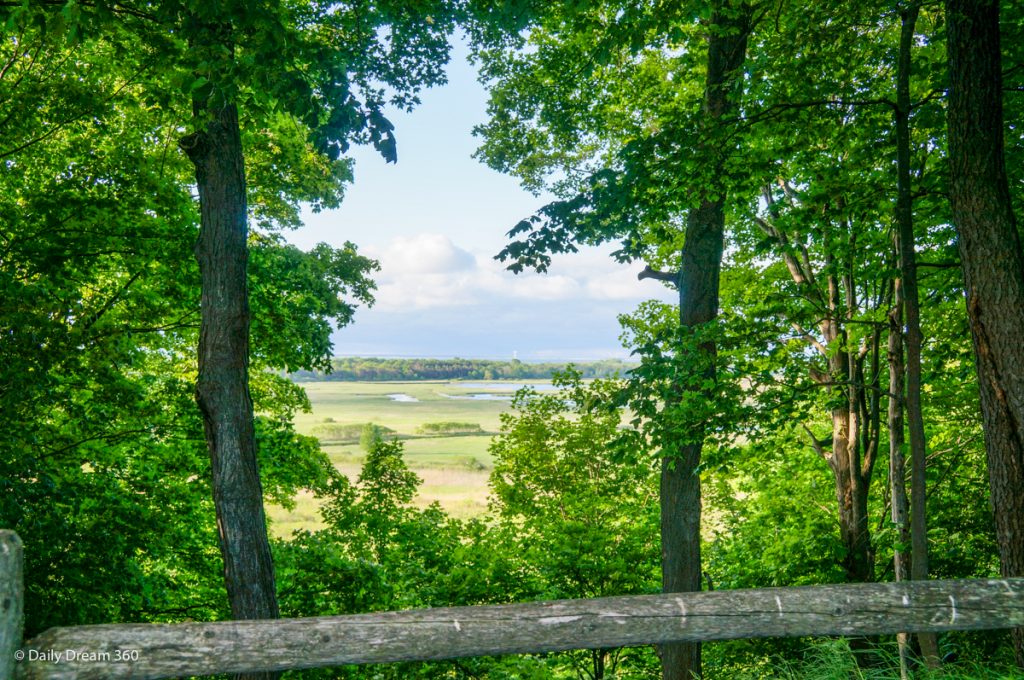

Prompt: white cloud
xmin=365 ymin=233 xmax=675 ymax=312
xmin=372 ymin=233 xmax=476 ymax=276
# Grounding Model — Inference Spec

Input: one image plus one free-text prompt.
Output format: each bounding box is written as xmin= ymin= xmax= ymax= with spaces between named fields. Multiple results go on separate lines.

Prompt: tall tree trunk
xmin=181 ymin=102 xmax=281 ymax=680
xmin=894 ymin=1 xmax=941 ymax=665
xmin=945 ymin=0 xmax=1024 ymax=666
xmin=821 ymin=261 xmax=876 ymax=585
xmin=830 ymin=398 xmax=873 ymax=583
xmin=660 ymin=4 xmax=749 ymax=679
xmin=829 ymin=396 xmax=874 ymax=583
xmin=888 ymin=279 xmax=912 ymax=678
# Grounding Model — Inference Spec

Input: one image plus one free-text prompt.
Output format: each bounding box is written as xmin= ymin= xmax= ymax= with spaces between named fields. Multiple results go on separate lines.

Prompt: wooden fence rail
xmin=5 ymin=529 xmax=1024 ymax=680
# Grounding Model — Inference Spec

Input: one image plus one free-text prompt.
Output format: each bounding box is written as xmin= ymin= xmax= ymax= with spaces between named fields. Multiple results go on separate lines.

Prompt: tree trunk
xmin=593 ymin=648 xmax=606 ymax=679
xmin=894 ymin=2 xmax=941 ymax=665
xmin=830 ymin=400 xmax=873 ymax=584
xmin=945 ymin=0 xmax=1024 ymax=666
xmin=181 ymin=102 xmax=281 ymax=680
xmin=661 ymin=5 xmax=749 ymax=679
xmin=820 ymin=265 xmax=875 ymax=585
xmin=888 ymin=282 xmax=912 ymax=678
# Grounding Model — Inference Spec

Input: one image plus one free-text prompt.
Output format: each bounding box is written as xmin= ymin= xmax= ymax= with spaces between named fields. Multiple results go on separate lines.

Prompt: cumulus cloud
xmin=375 ymin=233 xmax=476 ymax=275
xmin=365 ymin=233 xmax=674 ymax=312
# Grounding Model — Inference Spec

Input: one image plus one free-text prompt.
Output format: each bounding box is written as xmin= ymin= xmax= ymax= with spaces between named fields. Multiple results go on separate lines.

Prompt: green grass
xmin=267 ymin=380 xmax=541 ymax=535
xmin=291 ymin=380 xmax=531 ymax=435
xmin=763 ymin=639 xmax=1024 ymax=680
xmin=267 ymin=490 xmax=326 ymax=537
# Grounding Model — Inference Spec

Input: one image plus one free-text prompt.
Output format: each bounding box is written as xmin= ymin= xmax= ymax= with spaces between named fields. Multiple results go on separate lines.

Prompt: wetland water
xmin=457 ymin=382 xmax=560 ymax=391
xmin=386 ymin=382 xmax=561 ymax=402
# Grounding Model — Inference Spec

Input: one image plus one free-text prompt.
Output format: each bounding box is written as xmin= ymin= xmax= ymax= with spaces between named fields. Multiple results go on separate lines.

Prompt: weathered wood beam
xmin=1 ymin=531 xmax=24 ymax=680
xmin=16 ymin=578 xmax=1024 ymax=680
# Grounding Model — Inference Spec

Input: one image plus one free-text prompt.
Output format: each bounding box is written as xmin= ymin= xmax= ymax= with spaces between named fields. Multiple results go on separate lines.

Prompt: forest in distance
xmin=289 ymin=357 xmax=638 ymax=382
xmin=4 ymin=0 xmax=1024 ymax=679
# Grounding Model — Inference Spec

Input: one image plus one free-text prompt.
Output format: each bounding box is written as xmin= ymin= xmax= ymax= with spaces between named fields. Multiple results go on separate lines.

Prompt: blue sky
xmin=284 ymin=38 xmax=674 ymax=361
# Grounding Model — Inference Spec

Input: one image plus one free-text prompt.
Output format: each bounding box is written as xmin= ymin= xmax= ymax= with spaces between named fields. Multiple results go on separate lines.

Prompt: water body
xmin=443 ymin=393 xmax=515 ymax=401
xmin=440 ymin=382 xmax=562 ymax=401
xmin=386 ymin=383 xmax=560 ymax=403
xmin=456 ymin=382 xmax=559 ymax=392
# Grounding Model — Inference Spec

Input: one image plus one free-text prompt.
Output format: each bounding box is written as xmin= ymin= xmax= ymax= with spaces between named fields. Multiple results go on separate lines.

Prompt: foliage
xmin=416 ymin=422 xmax=485 ymax=434
xmin=0 ymin=0 xmax=438 ymax=641
xmin=250 ymin=234 xmax=379 ymax=373
xmin=488 ymin=371 xmax=661 ymax=678
xmin=3 ymin=0 xmax=1024 ymax=676
xmin=311 ymin=422 xmax=396 ymax=443
xmin=490 ymin=372 xmax=659 ymax=599
xmin=359 ymin=423 xmax=393 ymax=453
xmin=274 ymin=439 xmax=561 ymax=679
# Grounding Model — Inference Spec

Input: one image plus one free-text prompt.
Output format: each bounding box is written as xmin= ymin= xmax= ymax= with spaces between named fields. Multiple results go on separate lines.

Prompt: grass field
xmin=266 ymin=380 xmax=549 ymax=536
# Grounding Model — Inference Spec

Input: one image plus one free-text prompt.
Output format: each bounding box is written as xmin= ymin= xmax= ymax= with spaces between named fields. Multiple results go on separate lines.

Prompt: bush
xmin=360 ymin=423 xmax=391 ymax=452
xmin=311 ymin=422 xmax=394 ymax=442
xmin=415 ymin=421 xmax=484 ymax=435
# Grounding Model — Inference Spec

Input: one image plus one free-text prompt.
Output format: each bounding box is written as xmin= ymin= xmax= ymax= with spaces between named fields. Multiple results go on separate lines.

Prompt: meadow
xmin=266 ymin=380 xmax=548 ymax=536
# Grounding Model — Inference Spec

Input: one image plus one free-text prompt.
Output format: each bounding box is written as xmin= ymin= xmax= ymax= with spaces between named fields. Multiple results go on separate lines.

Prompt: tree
xmin=0 ymin=3 xmax=380 ymax=648
xmin=157 ymin=3 xmax=456 ymax=651
xmin=488 ymin=373 xmax=660 ymax=679
xmin=736 ymin=116 xmax=892 ymax=586
xmin=7 ymin=0 xmax=457 ymax=652
xmin=360 ymin=423 xmax=387 ymax=453
xmin=473 ymin=2 xmax=752 ymax=675
xmin=945 ymin=0 xmax=1024 ymax=665
xmin=655 ymin=8 xmax=751 ymax=676
xmin=723 ymin=0 xmax=949 ymax=604
xmin=891 ymin=0 xmax=940 ymax=665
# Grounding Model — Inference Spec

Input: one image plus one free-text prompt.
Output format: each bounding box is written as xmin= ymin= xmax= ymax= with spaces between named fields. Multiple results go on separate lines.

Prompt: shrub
xmin=415 ymin=421 xmax=483 ymax=435
xmin=311 ymin=422 xmax=394 ymax=442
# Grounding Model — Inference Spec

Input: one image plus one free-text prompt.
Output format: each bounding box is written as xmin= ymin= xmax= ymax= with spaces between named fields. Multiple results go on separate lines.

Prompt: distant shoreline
xmin=290 ymin=357 xmax=637 ymax=383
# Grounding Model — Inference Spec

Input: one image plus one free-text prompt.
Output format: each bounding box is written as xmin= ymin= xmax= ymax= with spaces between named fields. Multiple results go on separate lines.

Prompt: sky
xmin=284 ymin=38 xmax=674 ymax=361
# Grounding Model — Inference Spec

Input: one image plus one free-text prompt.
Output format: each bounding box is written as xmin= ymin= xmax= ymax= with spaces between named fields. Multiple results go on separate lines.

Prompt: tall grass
xmin=767 ymin=639 xmax=1024 ymax=679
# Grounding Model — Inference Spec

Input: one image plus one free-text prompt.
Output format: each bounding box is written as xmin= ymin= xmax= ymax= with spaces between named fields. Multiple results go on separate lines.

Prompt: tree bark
xmin=887 ymin=282 xmax=912 ymax=678
xmin=894 ymin=1 xmax=941 ymax=665
xmin=820 ymin=256 xmax=877 ymax=585
xmin=661 ymin=4 xmax=749 ymax=679
xmin=181 ymin=102 xmax=280 ymax=680
xmin=829 ymin=385 xmax=874 ymax=584
xmin=945 ymin=0 xmax=1024 ymax=666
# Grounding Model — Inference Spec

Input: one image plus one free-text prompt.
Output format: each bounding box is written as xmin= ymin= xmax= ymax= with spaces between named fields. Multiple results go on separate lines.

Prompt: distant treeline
xmin=290 ymin=357 xmax=636 ymax=382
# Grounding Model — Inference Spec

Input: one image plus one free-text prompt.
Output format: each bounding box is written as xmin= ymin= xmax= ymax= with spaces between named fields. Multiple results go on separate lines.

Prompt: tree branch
xmin=801 ymin=423 xmax=831 ymax=461
xmin=638 ymin=265 xmax=679 ymax=287
xmin=791 ymin=321 xmax=828 ymax=356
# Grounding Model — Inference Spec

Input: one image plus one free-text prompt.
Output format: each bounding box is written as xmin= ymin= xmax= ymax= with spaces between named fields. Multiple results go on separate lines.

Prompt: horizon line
xmin=324 ymin=353 xmax=639 ymax=364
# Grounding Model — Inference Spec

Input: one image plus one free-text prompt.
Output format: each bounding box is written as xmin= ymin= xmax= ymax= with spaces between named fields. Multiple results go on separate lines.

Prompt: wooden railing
xmin=4 ymin=529 xmax=1024 ymax=680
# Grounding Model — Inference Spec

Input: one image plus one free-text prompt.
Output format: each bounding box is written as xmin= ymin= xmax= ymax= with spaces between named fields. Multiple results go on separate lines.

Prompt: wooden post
xmin=1 ymin=530 xmax=24 ymax=680
xmin=15 ymin=578 xmax=1024 ymax=680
